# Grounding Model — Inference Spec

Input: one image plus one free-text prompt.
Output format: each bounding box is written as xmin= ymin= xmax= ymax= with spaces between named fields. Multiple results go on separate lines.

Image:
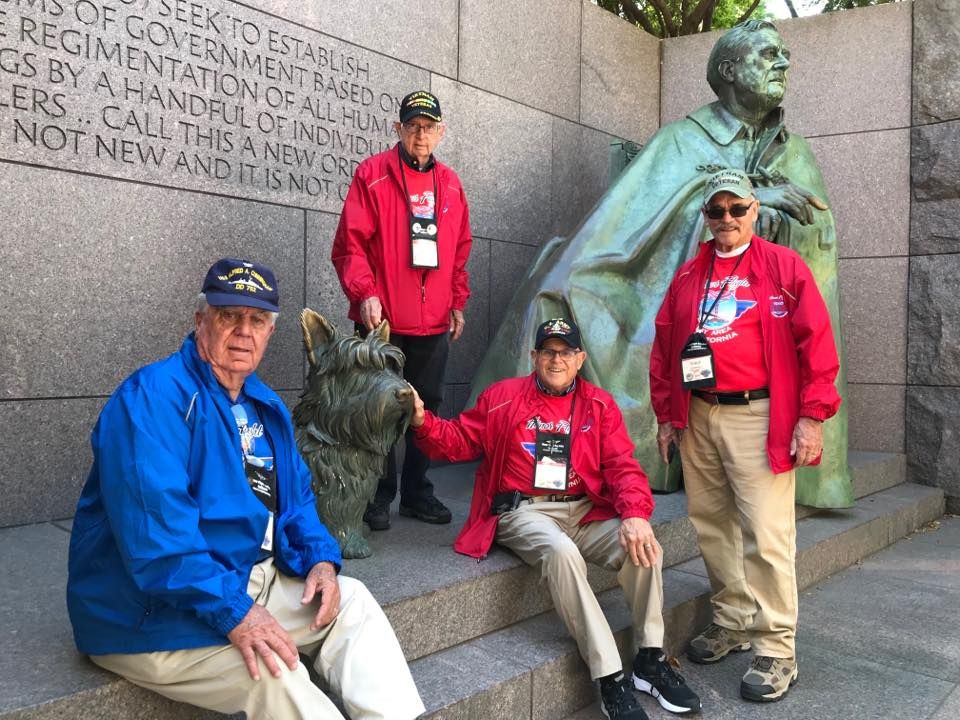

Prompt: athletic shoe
xmin=399 ymin=495 xmax=452 ymax=524
xmin=686 ymin=623 xmax=750 ymax=664
xmin=598 ymin=673 xmax=648 ymax=720
xmin=632 ymin=648 xmax=701 ymax=714
xmin=740 ymin=656 xmax=798 ymax=702
xmin=362 ymin=499 xmax=391 ymax=531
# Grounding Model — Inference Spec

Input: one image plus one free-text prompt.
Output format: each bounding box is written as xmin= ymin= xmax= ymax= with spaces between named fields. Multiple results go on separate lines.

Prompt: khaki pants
xmin=495 ymin=498 xmax=665 ymax=679
xmin=91 ymin=560 xmax=425 ymax=720
xmin=680 ymin=396 xmax=798 ymax=658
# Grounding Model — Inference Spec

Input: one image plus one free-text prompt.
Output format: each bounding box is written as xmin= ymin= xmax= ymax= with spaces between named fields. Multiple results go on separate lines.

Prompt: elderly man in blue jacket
xmin=67 ymin=258 xmax=425 ymax=720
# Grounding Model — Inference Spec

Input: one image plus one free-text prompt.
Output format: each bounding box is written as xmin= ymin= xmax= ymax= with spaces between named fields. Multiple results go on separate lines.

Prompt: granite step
xmin=0 ymin=452 xmax=916 ymax=719
xmin=411 ymin=482 xmax=946 ymax=720
xmin=350 ymin=450 xmax=907 ymax=662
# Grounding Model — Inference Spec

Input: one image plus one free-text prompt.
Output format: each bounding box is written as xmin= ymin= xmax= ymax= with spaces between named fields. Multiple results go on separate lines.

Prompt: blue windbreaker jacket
xmin=67 ymin=334 xmax=341 ymax=655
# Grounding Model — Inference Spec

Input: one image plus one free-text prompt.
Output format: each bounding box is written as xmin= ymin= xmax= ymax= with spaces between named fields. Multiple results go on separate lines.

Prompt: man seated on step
xmin=66 ymin=258 xmax=425 ymax=720
xmin=410 ymin=318 xmax=701 ymax=719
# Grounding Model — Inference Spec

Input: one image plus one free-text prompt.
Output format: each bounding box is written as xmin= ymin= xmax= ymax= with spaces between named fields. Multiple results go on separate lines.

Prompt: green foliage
xmin=814 ymin=0 xmax=896 ymax=13
xmin=595 ymin=0 xmax=769 ymax=38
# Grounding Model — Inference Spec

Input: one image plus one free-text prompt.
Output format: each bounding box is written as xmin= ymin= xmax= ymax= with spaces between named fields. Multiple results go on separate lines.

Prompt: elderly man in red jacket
xmin=332 ymin=90 xmax=473 ymax=530
xmin=649 ymin=168 xmax=841 ymax=703
xmin=412 ymin=318 xmax=701 ymax=720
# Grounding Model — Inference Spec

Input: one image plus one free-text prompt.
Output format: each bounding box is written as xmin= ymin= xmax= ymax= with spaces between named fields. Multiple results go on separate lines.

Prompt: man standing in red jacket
xmin=332 ymin=90 xmax=473 ymax=530
xmin=412 ymin=318 xmax=701 ymax=720
xmin=649 ymin=169 xmax=841 ymax=703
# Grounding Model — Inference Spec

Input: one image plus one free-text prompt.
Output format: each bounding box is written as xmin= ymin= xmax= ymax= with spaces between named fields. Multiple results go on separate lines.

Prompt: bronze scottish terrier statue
xmin=293 ymin=310 xmax=413 ymax=559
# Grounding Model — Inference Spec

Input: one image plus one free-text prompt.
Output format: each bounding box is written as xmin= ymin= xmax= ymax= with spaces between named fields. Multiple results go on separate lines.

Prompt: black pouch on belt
xmin=490 ymin=490 xmax=522 ymax=515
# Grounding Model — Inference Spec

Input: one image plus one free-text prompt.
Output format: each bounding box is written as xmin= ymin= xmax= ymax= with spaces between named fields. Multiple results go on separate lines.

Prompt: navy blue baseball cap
xmin=201 ymin=258 xmax=279 ymax=312
xmin=535 ymin=318 xmax=582 ymax=350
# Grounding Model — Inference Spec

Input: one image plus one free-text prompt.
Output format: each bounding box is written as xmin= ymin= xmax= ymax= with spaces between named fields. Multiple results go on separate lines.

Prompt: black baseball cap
xmin=201 ymin=258 xmax=279 ymax=312
xmin=399 ymin=90 xmax=442 ymax=123
xmin=535 ymin=318 xmax=582 ymax=350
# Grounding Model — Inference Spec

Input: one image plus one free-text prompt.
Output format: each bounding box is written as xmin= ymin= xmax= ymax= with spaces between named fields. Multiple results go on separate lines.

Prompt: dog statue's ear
xmin=372 ymin=319 xmax=390 ymax=344
xmin=300 ymin=309 xmax=337 ymax=367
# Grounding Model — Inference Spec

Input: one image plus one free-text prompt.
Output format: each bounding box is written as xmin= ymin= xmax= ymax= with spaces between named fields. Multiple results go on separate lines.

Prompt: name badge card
xmin=533 ymin=431 xmax=570 ymax=491
xmin=410 ymin=217 xmax=439 ymax=269
xmin=680 ymin=331 xmax=716 ymax=390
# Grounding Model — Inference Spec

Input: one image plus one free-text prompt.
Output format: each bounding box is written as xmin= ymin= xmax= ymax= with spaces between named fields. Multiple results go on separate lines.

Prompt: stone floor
xmin=565 ymin=515 xmax=960 ymax=720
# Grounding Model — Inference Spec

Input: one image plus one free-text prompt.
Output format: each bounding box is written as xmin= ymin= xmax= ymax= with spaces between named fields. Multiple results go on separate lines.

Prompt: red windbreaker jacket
xmin=413 ymin=374 xmax=655 ymax=559
xmin=331 ymin=144 xmax=472 ymax=336
xmin=649 ymin=236 xmax=841 ymax=473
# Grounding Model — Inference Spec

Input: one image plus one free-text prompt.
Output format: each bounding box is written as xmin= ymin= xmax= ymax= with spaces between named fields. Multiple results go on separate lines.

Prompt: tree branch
xmin=735 ymin=0 xmax=764 ymax=25
xmin=621 ymin=1 xmax=661 ymax=37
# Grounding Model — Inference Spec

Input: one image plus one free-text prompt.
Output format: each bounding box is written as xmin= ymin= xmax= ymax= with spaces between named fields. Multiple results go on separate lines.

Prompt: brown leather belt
xmin=522 ymin=494 xmax=586 ymax=504
xmin=692 ymin=388 xmax=770 ymax=405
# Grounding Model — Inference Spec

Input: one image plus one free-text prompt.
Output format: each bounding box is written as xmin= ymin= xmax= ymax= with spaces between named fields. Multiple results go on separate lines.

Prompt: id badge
xmin=410 ymin=217 xmax=439 ymax=269
xmin=533 ymin=431 xmax=570 ymax=491
xmin=261 ymin=512 xmax=274 ymax=552
xmin=680 ymin=331 xmax=716 ymax=389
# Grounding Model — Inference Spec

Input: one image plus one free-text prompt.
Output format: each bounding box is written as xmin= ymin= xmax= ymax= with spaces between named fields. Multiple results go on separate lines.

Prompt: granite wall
xmin=1 ymin=1 xmax=948 ymax=527
xmin=909 ymin=0 xmax=960 ymax=513
xmin=0 ymin=0 xmax=658 ymax=526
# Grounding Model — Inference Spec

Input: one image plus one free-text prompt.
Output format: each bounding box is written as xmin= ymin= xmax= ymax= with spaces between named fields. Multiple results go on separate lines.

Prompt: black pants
xmin=357 ymin=326 xmax=449 ymax=505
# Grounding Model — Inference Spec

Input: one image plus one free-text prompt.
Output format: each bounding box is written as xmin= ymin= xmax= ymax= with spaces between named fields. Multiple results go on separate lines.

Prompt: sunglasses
xmin=704 ymin=201 xmax=755 ymax=220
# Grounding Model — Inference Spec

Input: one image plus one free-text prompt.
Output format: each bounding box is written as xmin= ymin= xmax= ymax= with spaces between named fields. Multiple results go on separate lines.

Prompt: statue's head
xmin=707 ymin=20 xmax=790 ymax=121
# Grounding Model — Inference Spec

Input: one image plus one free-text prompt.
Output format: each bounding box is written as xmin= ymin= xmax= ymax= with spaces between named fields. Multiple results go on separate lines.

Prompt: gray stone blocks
xmin=808 ymin=129 xmax=910 ymax=259
xmin=839 ymin=257 xmax=907 ymax=385
xmin=911 ymin=120 xmax=960 ymax=256
xmin=579 ymin=1 xmax=660 ymax=143
xmin=908 ymin=254 xmax=960 ymax=386
xmin=458 ymin=0 xmax=581 ymax=121
xmin=913 ymin=0 xmax=960 ymax=124
xmin=240 ymin=0 xmax=460 ymax=79
xmin=0 ymin=0 xmax=428 ymax=214
xmin=906 ymin=387 xmax=960 ymax=504
xmin=0 ymin=164 xmax=306 ymax=399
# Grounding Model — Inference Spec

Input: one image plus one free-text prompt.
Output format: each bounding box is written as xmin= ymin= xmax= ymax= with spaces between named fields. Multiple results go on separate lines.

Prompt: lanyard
xmin=398 ymin=146 xmax=438 ymax=226
xmin=697 ymin=246 xmax=748 ymax=330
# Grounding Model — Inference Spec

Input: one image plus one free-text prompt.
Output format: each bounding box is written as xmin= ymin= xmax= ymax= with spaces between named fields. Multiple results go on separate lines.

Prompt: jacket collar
xmin=687 ymin=101 xmax=788 ymax=147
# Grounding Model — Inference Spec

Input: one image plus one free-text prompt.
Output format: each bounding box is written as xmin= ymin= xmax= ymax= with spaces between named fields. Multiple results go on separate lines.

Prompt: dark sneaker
xmin=686 ymin=623 xmax=750 ymax=664
xmin=740 ymin=656 xmax=798 ymax=702
xmin=632 ymin=648 xmax=701 ymax=714
xmin=598 ymin=673 xmax=648 ymax=720
xmin=362 ymin=499 xmax=391 ymax=531
xmin=399 ymin=495 xmax=452 ymax=524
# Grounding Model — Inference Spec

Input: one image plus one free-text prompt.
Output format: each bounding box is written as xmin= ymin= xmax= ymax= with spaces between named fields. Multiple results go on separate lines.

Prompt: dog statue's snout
xmin=395 ymin=386 xmax=414 ymax=405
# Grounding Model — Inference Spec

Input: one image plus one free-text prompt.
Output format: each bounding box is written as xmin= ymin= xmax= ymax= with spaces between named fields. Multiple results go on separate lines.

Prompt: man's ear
xmin=718 ymin=60 xmax=736 ymax=83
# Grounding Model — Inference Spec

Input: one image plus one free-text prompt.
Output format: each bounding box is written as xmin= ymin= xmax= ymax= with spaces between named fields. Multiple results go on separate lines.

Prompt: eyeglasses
xmin=401 ymin=121 xmax=441 ymax=136
xmin=704 ymin=201 xmax=755 ymax=220
xmin=538 ymin=348 xmax=581 ymax=361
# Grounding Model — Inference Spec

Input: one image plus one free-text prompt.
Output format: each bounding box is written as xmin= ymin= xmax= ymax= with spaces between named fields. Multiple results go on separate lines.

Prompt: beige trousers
xmin=495 ymin=498 xmax=665 ymax=679
xmin=680 ymin=396 xmax=798 ymax=658
xmin=91 ymin=560 xmax=425 ymax=720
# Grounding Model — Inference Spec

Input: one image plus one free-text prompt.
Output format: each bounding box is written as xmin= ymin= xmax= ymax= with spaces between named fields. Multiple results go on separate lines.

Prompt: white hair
xmin=197 ymin=293 xmax=278 ymax=326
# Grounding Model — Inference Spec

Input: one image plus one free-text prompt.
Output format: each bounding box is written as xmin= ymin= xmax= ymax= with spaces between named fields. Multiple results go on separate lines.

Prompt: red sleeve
xmin=649 ymin=280 xmax=676 ymax=424
xmin=331 ymin=171 xmax=380 ymax=304
xmin=451 ymin=183 xmax=473 ymax=311
xmin=788 ymin=257 xmax=841 ymax=421
xmin=597 ymin=398 xmax=655 ymax=521
xmin=412 ymin=391 xmax=489 ymax=462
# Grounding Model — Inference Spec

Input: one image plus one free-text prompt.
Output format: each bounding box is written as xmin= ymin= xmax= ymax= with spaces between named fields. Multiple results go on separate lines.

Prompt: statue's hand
xmin=753 ymin=183 xmax=828 ymax=227
xmin=756 ymin=206 xmax=783 ymax=242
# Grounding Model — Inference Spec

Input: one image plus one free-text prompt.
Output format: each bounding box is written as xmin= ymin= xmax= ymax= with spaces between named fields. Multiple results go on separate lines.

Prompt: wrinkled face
xmin=732 ymin=29 xmax=791 ymax=112
xmin=195 ymin=305 xmax=275 ymax=381
xmin=703 ymin=191 xmax=758 ymax=252
xmin=531 ymin=338 xmax=586 ymax=394
xmin=394 ymin=115 xmax=445 ymax=162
